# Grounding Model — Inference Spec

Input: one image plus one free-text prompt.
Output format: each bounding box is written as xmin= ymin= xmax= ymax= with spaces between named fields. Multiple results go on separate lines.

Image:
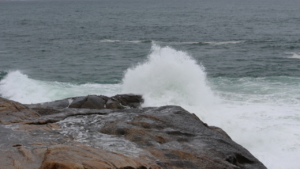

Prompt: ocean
xmin=0 ymin=0 xmax=300 ymax=168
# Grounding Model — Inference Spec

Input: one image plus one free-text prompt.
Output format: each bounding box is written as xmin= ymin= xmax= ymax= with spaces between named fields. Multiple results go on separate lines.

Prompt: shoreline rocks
xmin=0 ymin=95 xmax=266 ymax=169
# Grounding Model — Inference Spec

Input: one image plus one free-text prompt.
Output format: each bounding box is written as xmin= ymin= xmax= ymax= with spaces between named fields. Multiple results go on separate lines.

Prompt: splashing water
xmin=122 ymin=44 xmax=217 ymax=113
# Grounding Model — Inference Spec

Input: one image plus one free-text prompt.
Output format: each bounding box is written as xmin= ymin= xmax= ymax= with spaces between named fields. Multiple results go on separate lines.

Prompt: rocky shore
xmin=0 ymin=94 xmax=266 ymax=169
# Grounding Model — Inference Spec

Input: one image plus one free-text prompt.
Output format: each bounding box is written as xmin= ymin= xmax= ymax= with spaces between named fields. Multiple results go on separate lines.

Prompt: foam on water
xmin=211 ymin=77 xmax=300 ymax=169
xmin=100 ymin=39 xmax=122 ymax=43
xmin=0 ymin=70 xmax=121 ymax=104
xmin=204 ymin=41 xmax=244 ymax=45
xmin=287 ymin=52 xmax=300 ymax=59
xmin=122 ymin=44 xmax=300 ymax=169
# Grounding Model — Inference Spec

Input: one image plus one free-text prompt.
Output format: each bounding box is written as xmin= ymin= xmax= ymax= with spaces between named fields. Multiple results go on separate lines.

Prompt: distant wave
xmin=286 ymin=52 xmax=300 ymax=59
xmin=99 ymin=39 xmax=244 ymax=45
xmin=204 ymin=41 xmax=244 ymax=45
xmin=100 ymin=39 xmax=122 ymax=43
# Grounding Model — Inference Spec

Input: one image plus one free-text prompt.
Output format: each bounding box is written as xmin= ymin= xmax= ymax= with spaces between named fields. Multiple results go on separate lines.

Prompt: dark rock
xmin=81 ymin=95 xmax=105 ymax=109
xmin=0 ymin=96 xmax=267 ymax=169
xmin=209 ymin=126 xmax=232 ymax=139
xmin=99 ymin=95 xmax=109 ymax=102
xmin=113 ymin=94 xmax=144 ymax=108
xmin=98 ymin=106 xmax=265 ymax=169
xmin=69 ymin=96 xmax=87 ymax=108
xmin=26 ymin=99 xmax=70 ymax=109
xmin=106 ymin=99 xmax=124 ymax=109
xmin=40 ymin=100 xmax=69 ymax=108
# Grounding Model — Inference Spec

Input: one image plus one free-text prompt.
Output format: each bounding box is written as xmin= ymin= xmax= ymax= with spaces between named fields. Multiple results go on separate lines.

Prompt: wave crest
xmin=122 ymin=44 xmax=216 ymax=112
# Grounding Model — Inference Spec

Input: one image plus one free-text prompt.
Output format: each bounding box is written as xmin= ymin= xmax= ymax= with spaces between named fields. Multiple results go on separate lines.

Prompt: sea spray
xmin=122 ymin=44 xmax=217 ymax=114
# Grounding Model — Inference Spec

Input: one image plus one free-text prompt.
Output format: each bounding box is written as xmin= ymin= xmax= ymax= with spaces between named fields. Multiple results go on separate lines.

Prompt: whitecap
xmin=287 ymin=52 xmax=300 ymax=59
xmin=99 ymin=39 xmax=122 ymax=43
xmin=204 ymin=41 xmax=244 ymax=45
xmin=0 ymin=70 xmax=121 ymax=104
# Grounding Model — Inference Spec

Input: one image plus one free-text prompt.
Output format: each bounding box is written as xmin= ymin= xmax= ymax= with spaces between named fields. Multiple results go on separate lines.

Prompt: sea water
xmin=1 ymin=0 xmax=300 ymax=168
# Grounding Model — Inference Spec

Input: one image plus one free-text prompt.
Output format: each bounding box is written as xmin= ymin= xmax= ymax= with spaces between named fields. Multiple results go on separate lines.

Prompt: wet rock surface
xmin=0 ymin=95 xmax=266 ymax=169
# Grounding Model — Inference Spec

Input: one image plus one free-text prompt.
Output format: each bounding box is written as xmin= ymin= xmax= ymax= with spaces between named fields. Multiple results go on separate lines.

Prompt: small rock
xmin=113 ymin=94 xmax=144 ymax=108
xmin=69 ymin=97 xmax=87 ymax=108
xmin=81 ymin=95 xmax=105 ymax=109
xmin=106 ymin=99 xmax=124 ymax=109
xmin=12 ymin=144 xmax=22 ymax=147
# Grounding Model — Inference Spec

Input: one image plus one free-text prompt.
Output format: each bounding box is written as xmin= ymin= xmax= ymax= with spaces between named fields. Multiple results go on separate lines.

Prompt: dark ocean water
xmin=0 ymin=0 xmax=300 ymax=168
xmin=1 ymin=0 xmax=300 ymax=83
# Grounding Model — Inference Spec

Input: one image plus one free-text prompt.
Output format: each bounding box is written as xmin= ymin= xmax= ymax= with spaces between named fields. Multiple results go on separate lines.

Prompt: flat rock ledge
xmin=0 ymin=95 xmax=266 ymax=169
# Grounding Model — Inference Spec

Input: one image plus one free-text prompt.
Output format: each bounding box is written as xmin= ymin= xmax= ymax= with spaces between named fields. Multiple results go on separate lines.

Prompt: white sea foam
xmin=210 ymin=77 xmax=300 ymax=169
xmin=99 ymin=39 xmax=122 ymax=43
xmin=204 ymin=41 xmax=244 ymax=45
xmin=122 ymin=44 xmax=217 ymax=113
xmin=122 ymin=44 xmax=300 ymax=169
xmin=0 ymin=70 xmax=121 ymax=104
xmin=287 ymin=52 xmax=300 ymax=59
xmin=124 ymin=40 xmax=143 ymax=43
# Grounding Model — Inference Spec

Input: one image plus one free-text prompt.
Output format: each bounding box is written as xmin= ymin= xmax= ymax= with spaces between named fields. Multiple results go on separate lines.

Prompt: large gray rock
xmin=0 ymin=95 xmax=267 ymax=169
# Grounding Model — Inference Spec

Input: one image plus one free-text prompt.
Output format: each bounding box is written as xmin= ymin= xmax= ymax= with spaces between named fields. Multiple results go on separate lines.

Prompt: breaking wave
xmin=0 ymin=71 xmax=121 ymax=104
xmin=122 ymin=44 xmax=217 ymax=113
